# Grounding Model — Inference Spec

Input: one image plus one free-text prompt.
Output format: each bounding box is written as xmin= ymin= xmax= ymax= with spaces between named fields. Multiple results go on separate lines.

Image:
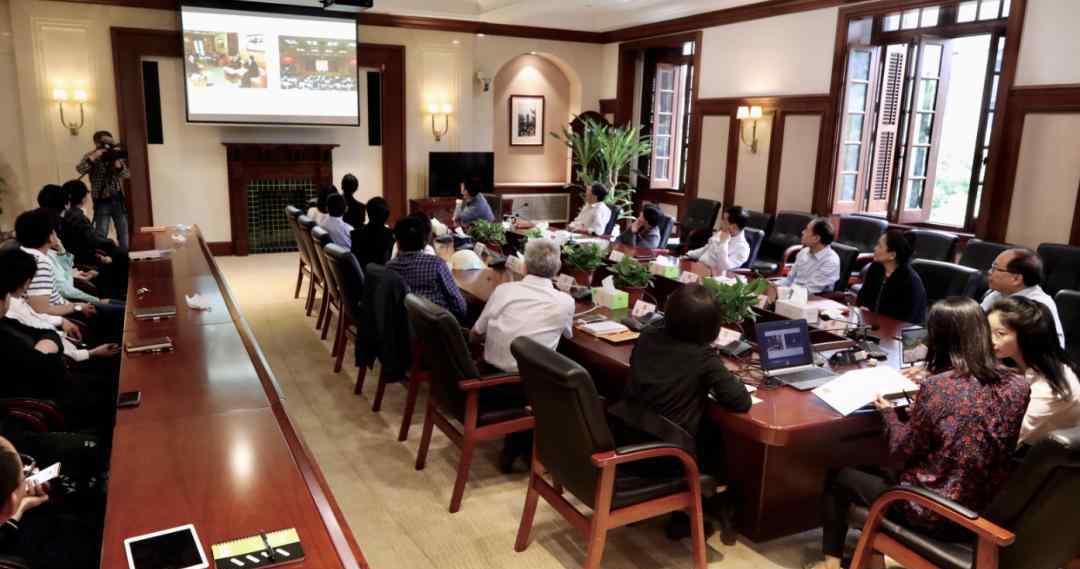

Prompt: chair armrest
xmin=0 ymin=399 xmax=65 ymax=431
xmin=782 ymin=244 xmax=804 ymax=268
xmin=863 ymin=487 xmax=1015 ymax=546
xmin=591 ymin=443 xmax=696 ymax=468
xmin=458 ymin=374 xmax=521 ymax=391
xmin=856 ymin=252 xmax=875 ymax=264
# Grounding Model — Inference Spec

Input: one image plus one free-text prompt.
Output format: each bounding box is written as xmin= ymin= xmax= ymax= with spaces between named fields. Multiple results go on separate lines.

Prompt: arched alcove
xmin=492 ymin=53 xmax=573 ymax=184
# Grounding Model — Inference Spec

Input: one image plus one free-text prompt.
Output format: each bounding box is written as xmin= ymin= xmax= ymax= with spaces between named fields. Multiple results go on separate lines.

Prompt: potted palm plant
xmin=609 ymin=256 xmax=654 ymax=307
xmin=702 ymin=277 xmax=769 ymax=336
xmin=552 ymin=116 xmax=652 ymax=223
xmin=467 ymin=220 xmax=507 ymax=254
xmin=562 ymin=242 xmax=607 ymax=286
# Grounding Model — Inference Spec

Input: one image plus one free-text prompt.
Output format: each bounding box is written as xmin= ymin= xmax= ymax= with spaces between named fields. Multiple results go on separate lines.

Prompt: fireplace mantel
xmin=223 ymin=143 xmax=338 ymax=256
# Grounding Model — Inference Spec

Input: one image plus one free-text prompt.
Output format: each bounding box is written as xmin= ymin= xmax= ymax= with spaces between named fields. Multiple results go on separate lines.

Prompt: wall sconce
xmin=53 ymin=87 xmax=88 ymax=136
xmin=736 ymin=105 xmax=764 ymax=153
xmin=427 ymin=102 xmax=453 ymax=142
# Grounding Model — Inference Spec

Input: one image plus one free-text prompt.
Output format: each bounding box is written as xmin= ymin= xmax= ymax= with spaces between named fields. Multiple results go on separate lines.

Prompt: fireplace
xmin=224 ymin=143 xmax=338 ymax=256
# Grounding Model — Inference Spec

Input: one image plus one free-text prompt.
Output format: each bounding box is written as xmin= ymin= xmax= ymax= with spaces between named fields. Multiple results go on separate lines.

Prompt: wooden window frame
xmin=834 ymin=46 xmax=881 ymax=214
xmin=650 ymin=63 xmax=686 ymax=189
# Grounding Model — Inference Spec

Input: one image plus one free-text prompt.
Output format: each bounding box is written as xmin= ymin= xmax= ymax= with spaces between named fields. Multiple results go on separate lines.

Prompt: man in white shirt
xmin=981 ymin=248 xmax=1065 ymax=347
xmin=685 ymin=206 xmax=751 ymax=275
xmin=321 ymin=194 xmax=354 ymax=249
xmin=470 ymin=238 xmax=575 ymax=373
xmin=782 ymin=218 xmax=841 ymax=294
xmin=568 ymin=184 xmax=613 ymax=236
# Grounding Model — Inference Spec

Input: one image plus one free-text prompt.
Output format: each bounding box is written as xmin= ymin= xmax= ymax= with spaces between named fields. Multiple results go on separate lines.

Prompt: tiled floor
xmin=217 ymin=252 xmax=850 ymax=569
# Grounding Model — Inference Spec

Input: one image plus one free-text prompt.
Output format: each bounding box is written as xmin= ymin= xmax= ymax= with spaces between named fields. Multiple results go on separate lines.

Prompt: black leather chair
xmin=745 ymin=209 xmax=772 ymax=233
xmin=482 ymin=193 xmax=503 ymax=221
xmin=909 ymin=229 xmax=961 ymax=262
xmin=742 ymin=227 xmax=766 ymax=269
xmin=510 ymin=336 xmax=714 ymax=569
xmin=407 ymin=294 xmax=534 ymax=513
xmin=297 ymin=215 xmax=328 ymax=319
xmin=847 ymin=426 xmax=1080 ymax=569
xmin=832 ymin=242 xmax=861 ymax=293
xmin=1056 ymin=290 xmax=1080 ymax=365
xmin=959 ymin=239 xmax=1011 ymax=302
xmin=838 ymin=214 xmax=889 ymax=253
xmin=655 ymin=211 xmax=675 ymax=249
xmin=1037 ymin=243 xmax=1080 ymax=297
xmin=681 ymin=198 xmax=722 ymax=235
xmin=752 ymin=210 xmax=814 ymax=274
xmin=323 ymin=244 xmax=364 ymax=373
xmin=911 ymin=259 xmax=982 ymax=306
xmin=603 ymin=203 xmax=620 ymax=236
xmin=310 ymin=226 xmax=340 ymax=339
xmin=285 ymin=206 xmax=312 ymax=299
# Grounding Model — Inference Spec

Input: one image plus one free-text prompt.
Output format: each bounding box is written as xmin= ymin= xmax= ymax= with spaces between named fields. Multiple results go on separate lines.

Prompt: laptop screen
xmin=900 ymin=326 xmax=929 ymax=367
xmin=755 ymin=319 xmax=813 ymax=371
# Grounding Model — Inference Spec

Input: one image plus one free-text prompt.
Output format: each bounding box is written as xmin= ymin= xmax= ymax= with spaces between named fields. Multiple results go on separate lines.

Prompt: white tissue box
xmin=592 ymin=288 xmax=629 ymax=310
xmin=648 ymin=261 xmax=680 ymax=279
xmin=775 ymin=299 xmax=819 ymax=324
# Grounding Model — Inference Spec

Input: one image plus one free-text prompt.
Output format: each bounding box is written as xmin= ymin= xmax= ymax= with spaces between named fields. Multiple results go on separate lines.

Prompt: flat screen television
xmin=429 ymin=152 xmax=495 ymax=197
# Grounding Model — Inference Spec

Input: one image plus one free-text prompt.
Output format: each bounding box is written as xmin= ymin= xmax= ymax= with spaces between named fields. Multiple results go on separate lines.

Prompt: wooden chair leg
xmin=449 ymin=436 xmax=476 ymax=514
xmin=514 ymin=450 xmax=543 ymax=552
xmin=688 ymin=492 xmax=708 ymax=569
xmin=305 ymin=278 xmax=317 ymax=314
xmin=294 ymin=262 xmax=304 ymax=298
xmin=320 ymin=301 xmax=335 ymax=340
xmin=354 ymin=365 xmax=366 ymax=395
xmin=372 ymin=368 xmax=390 ymax=412
xmin=584 ymin=466 xmax=616 ymax=569
xmin=332 ymin=317 xmax=348 ymax=373
xmin=316 ymin=290 xmax=329 ymax=330
xmin=397 ymin=373 xmax=425 ymax=441
xmin=415 ymin=401 xmax=435 ymax=471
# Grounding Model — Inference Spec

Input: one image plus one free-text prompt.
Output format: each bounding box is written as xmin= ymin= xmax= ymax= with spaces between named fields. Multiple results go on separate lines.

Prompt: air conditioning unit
xmin=506 ymin=193 xmax=570 ymax=223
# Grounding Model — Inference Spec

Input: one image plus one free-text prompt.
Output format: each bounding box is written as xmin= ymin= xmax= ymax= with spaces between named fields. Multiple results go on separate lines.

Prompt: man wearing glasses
xmin=981 ymin=248 xmax=1065 ymax=347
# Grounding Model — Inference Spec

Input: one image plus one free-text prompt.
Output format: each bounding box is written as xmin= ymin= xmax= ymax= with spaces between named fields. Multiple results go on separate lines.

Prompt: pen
xmin=261 ymin=533 xmax=274 ymax=561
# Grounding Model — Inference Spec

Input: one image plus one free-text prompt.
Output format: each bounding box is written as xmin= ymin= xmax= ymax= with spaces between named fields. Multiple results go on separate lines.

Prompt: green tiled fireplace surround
xmin=246 ymin=178 xmax=317 ymax=254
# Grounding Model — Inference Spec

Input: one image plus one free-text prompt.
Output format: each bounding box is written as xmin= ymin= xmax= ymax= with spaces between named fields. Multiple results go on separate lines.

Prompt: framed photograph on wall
xmin=509 ymin=95 xmax=545 ymax=147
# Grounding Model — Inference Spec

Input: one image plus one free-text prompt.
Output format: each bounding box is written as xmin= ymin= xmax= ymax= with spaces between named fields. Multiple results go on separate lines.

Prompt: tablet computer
xmin=900 ymin=325 xmax=929 ymax=368
xmin=124 ymin=524 xmax=208 ymax=569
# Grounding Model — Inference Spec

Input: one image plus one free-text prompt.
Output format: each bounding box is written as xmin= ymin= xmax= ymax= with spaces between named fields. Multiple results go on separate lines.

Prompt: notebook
xmin=211 ymin=528 xmax=304 ymax=569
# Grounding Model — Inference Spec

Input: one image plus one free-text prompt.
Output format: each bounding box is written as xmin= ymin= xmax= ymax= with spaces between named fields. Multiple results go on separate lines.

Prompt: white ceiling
xmin=362 ymin=0 xmax=767 ymax=32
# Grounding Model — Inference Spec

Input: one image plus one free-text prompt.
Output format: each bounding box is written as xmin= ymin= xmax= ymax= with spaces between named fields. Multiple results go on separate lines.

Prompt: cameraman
xmin=76 ymin=130 xmax=130 ymax=251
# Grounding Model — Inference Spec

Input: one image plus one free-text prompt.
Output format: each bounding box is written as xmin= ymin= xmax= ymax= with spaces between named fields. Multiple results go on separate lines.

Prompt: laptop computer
xmin=755 ymin=319 xmax=837 ymax=391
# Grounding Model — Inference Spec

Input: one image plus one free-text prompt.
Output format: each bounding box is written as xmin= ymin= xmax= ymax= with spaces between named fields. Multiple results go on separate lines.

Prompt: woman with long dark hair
xmin=808 ymin=297 xmax=1029 ymax=569
xmin=306 ymin=185 xmax=337 ymax=225
xmin=988 ymin=296 xmax=1080 ymax=446
xmin=857 ymin=229 xmax=928 ymax=323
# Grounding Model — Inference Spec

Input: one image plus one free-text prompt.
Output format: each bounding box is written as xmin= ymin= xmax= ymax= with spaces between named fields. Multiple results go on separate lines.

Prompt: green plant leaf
xmin=466 ymin=220 xmax=507 ymax=245
xmin=609 ymin=257 xmax=653 ymax=289
xmin=562 ymin=242 xmax=607 ymax=272
xmin=702 ymin=277 xmax=769 ymax=324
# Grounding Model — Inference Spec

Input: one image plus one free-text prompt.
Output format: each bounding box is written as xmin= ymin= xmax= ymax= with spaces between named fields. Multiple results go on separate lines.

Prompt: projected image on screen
xmin=181 ymin=4 xmax=359 ymax=126
xmin=280 ymin=37 xmax=357 ymax=92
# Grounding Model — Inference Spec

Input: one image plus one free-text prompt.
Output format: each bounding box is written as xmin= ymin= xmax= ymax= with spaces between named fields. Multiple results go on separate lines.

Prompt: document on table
xmin=129 ymin=249 xmax=171 ymax=261
xmin=580 ymin=320 xmax=629 ymax=336
xmin=812 ymin=367 xmax=919 ymax=416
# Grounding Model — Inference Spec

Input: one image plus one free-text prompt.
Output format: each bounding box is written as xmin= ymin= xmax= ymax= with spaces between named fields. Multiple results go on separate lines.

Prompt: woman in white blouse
xmin=988 ymin=296 xmax=1080 ymax=446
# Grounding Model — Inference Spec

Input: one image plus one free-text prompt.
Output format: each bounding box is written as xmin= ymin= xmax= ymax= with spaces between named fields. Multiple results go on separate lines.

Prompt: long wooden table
xmin=101 ymin=227 xmax=368 ymax=569
xmin=452 ymin=249 xmax=908 ymax=542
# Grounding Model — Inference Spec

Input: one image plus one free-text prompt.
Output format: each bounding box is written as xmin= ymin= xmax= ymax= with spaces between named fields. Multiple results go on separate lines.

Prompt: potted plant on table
xmin=552 ymin=116 xmax=652 ymax=225
xmin=467 ymin=220 xmax=507 ymax=254
xmin=702 ymin=277 xmax=769 ymax=336
xmin=609 ymin=256 xmax=654 ymax=308
xmin=561 ymin=242 xmax=607 ymax=286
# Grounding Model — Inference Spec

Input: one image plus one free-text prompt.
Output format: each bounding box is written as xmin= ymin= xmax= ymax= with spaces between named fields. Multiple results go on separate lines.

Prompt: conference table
xmin=451 ymin=239 xmax=908 ymax=542
xmin=101 ymin=227 xmax=368 ymax=569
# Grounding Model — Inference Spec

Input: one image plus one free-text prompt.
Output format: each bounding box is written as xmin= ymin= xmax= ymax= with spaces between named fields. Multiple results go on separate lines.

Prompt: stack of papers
xmin=129 ymin=249 xmax=171 ymax=261
xmin=580 ymin=320 xmax=629 ymax=336
xmin=812 ymin=367 xmax=919 ymax=416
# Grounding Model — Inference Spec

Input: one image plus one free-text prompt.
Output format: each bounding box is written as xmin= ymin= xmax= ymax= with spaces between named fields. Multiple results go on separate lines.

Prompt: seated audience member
xmin=982 ymin=248 xmax=1065 ymax=347
xmin=15 ymin=210 xmax=121 ymax=342
xmin=452 ymin=181 xmax=495 ymax=227
xmin=340 ymin=173 xmax=366 ymax=229
xmin=783 ymin=218 xmax=840 ymax=294
xmin=857 ymin=230 xmax=928 ymax=324
xmin=306 ymin=185 xmax=336 ymax=225
xmin=48 ymin=244 xmax=122 ymax=309
xmin=351 ymin=197 xmax=395 ymax=268
xmin=471 ymin=238 xmax=575 ymax=373
xmin=615 ymin=204 xmax=662 ymax=249
xmin=567 ymin=184 xmax=612 ymax=236
xmin=35 ymin=185 xmax=66 ymax=216
xmin=387 ymin=215 xmax=467 ymax=322
xmin=0 ymin=248 xmax=115 ymax=432
xmin=609 ymin=284 xmax=752 ymax=542
xmin=809 ymin=297 xmax=1029 ymax=569
xmin=685 ymin=206 xmax=752 ymax=275
xmin=321 ymin=193 xmax=353 ymax=249
xmin=60 ymin=180 xmax=127 ymax=299
xmin=390 ymin=213 xmax=437 ymax=259
xmin=988 ymin=297 xmax=1080 ymax=446
xmin=0 ymin=436 xmax=104 ymax=569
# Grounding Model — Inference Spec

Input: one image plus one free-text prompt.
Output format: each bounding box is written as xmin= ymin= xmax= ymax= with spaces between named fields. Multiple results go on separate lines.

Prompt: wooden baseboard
xmin=207 ymin=241 xmax=235 ymax=256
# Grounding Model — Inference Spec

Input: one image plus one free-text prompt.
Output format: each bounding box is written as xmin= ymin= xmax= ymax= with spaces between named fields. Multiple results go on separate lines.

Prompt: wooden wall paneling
xmin=111 ymin=27 xmax=183 ymax=231
xmin=763 ymin=110 xmax=786 ymax=213
xmin=725 ymin=115 xmax=741 ymax=207
xmin=975 ymin=0 xmax=1028 ymax=242
xmin=599 ymin=99 xmax=617 ymax=116
xmin=358 ymin=43 xmax=408 ymax=222
xmin=356 ymin=12 xmax=607 ymax=43
xmin=1073 ymin=177 xmax=1080 ymax=246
